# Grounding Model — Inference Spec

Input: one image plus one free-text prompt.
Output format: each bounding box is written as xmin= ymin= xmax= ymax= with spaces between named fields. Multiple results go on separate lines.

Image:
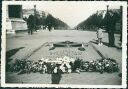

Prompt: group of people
xmin=96 ymin=26 xmax=120 ymax=47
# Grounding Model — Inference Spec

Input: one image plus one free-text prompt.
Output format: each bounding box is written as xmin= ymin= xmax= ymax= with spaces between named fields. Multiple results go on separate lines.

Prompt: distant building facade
xmin=22 ymin=9 xmax=47 ymax=18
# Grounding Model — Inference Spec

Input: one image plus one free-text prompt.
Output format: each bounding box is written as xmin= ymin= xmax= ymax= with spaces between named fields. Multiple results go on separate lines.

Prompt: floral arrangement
xmin=76 ymin=58 xmax=119 ymax=74
xmin=7 ymin=56 xmax=119 ymax=74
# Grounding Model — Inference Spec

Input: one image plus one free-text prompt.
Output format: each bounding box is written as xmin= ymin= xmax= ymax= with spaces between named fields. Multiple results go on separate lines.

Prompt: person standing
xmin=51 ymin=64 xmax=62 ymax=84
xmin=27 ymin=15 xmax=35 ymax=35
xmin=97 ymin=27 xmax=104 ymax=46
xmin=105 ymin=6 xmax=117 ymax=47
xmin=107 ymin=12 xmax=116 ymax=47
xmin=48 ymin=23 xmax=52 ymax=32
xmin=102 ymin=6 xmax=117 ymax=47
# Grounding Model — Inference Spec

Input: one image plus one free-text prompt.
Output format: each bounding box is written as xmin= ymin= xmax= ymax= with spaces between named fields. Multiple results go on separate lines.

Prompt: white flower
xmin=63 ymin=56 xmax=69 ymax=60
xmin=90 ymin=61 xmax=93 ymax=63
xmin=60 ymin=65 xmax=66 ymax=72
xmin=70 ymin=58 xmax=75 ymax=62
xmin=58 ymin=58 xmax=63 ymax=61
xmin=106 ymin=64 xmax=109 ymax=67
xmin=68 ymin=69 xmax=72 ymax=73
xmin=76 ymin=68 xmax=80 ymax=73
xmin=56 ymin=57 xmax=59 ymax=61
xmin=57 ymin=61 xmax=62 ymax=64
xmin=39 ymin=61 xmax=44 ymax=65
xmin=98 ymin=63 xmax=102 ymax=65
xmin=53 ymin=67 xmax=58 ymax=73
xmin=44 ymin=59 xmax=49 ymax=62
xmin=41 ymin=57 xmax=44 ymax=60
xmin=65 ymin=63 xmax=71 ymax=68
xmin=63 ymin=56 xmax=71 ymax=62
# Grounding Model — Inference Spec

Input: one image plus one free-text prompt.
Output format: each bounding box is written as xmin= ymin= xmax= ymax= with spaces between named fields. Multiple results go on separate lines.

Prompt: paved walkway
xmin=5 ymin=30 xmax=122 ymax=85
xmin=7 ymin=30 xmax=99 ymax=61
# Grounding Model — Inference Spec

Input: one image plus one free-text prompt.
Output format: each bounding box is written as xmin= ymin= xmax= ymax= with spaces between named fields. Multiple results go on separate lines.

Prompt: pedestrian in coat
xmin=27 ymin=15 xmax=35 ymax=35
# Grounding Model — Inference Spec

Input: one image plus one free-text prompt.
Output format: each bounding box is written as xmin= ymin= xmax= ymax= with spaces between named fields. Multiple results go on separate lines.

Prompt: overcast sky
xmin=23 ymin=2 xmax=121 ymax=28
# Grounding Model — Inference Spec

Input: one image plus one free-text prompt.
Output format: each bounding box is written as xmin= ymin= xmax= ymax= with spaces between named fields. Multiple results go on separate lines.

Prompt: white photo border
xmin=1 ymin=1 xmax=127 ymax=88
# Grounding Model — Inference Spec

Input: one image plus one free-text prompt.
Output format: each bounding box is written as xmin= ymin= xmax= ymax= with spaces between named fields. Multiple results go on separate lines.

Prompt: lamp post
xmin=106 ymin=5 xmax=109 ymax=44
xmin=34 ymin=5 xmax=37 ymax=31
xmin=34 ymin=5 xmax=36 ymax=16
xmin=106 ymin=5 xmax=109 ymax=31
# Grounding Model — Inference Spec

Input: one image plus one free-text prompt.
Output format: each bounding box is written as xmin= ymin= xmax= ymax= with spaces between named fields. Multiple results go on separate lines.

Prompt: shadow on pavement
xmin=91 ymin=40 xmax=122 ymax=50
xmin=102 ymin=41 xmax=122 ymax=50
xmin=6 ymin=47 xmax=25 ymax=63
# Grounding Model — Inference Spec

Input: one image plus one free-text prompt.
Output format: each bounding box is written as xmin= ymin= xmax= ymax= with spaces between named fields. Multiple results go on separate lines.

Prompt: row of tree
xmin=45 ymin=14 xmax=69 ymax=29
xmin=76 ymin=9 xmax=122 ymax=32
xmin=23 ymin=12 xmax=69 ymax=30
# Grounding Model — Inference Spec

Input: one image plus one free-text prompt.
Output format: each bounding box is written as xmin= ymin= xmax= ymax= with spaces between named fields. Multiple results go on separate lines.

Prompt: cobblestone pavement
xmin=5 ymin=29 xmax=122 ymax=85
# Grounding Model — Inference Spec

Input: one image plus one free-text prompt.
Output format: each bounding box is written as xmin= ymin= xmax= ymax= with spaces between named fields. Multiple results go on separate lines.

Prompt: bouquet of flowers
xmin=8 ymin=57 xmax=119 ymax=74
xmin=75 ymin=58 xmax=119 ymax=74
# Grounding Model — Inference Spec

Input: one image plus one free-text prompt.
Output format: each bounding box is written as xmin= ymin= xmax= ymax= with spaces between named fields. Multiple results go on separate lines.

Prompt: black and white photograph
xmin=1 ymin=1 xmax=127 ymax=88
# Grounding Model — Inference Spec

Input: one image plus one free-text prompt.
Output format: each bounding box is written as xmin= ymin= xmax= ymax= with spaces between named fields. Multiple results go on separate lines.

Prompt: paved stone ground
xmin=4 ymin=29 xmax=122 ymax=85
xmin=27 ymin=42 xmax=101 ymax=62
